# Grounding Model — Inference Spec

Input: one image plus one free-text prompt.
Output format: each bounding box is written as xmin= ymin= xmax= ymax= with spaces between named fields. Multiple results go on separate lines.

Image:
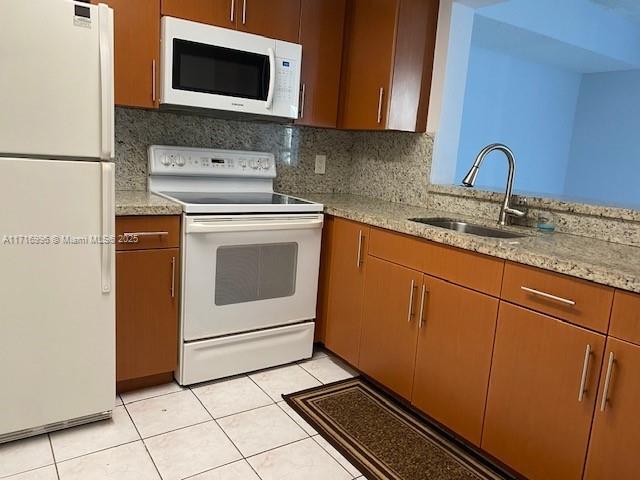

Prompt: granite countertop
xmin=297 ymin=193 xmax=640 ymax=294
xmin=116 ymin=191 xmax=182 ymax=216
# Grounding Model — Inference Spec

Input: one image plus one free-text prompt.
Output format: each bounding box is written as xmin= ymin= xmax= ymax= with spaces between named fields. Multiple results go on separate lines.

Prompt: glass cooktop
xmin=162 ymin=191 xmax=313 ymax=205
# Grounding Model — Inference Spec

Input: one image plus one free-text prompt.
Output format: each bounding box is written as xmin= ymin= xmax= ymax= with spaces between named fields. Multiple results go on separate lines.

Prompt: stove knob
xmin=176 ymin=156 xmax=185 ymax=167
xmin=240 ymin=160 xmax=247 ymax=168
xmin=160 ymin=155 xmax=170 ymax=166
xmin=250 ymin=160 xmax=258 ymax=169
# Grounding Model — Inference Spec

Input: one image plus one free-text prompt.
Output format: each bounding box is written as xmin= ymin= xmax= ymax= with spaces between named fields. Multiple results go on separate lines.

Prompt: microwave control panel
xmin=148 ymin=146 xmax=276 ymax=178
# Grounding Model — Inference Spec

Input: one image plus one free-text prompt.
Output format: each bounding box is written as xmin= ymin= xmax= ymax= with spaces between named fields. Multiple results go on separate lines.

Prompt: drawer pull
xmin=520 ymin=286 xmax=576 ymax=306
xmin=376 ymin=87 xmax=384 ymax=124
xmin=600 ymin=352 xmax=615 ymax=412
xmin=407 ymin=280 xmax=416 ymax=322
xmin=123 ymin=231 xmax=169 ymax=238
xmin=418 ymin=284 xmax=427 ymax=328
xmin=578 ymin=344 xmax=592 ymax=402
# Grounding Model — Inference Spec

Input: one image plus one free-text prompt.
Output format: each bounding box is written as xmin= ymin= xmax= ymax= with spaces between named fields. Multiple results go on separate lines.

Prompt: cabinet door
xmin=359 ymin=257 xmax=421 ymax=399
xmin=584 ymin=337 xmax=640 ymax=480
xmin=482 ymin=303 xmax=605 ymax=480
xmin=161 ymin=0 xmax=236 ymax=29
xmin=339 ymin=0 xmax=399 ymax=129
xmin=96 ymin=0 xmax=160 ymax=108
xmin=411 ymin=276 xmax=498 ymax=446
xmin=237 ymin=0 xmax=301 ymax=42
xmin=324 ymin=219 xmax=368 ymax=366
xmin=116 ymin=248 xmax=179 ymax=382
xmin=295 ymin=0 xmax=346 ymax=128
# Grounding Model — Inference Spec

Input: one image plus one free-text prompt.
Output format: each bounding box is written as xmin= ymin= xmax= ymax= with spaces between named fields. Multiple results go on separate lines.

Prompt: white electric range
xmin=149 ymin=146 xmax=323 ymax=385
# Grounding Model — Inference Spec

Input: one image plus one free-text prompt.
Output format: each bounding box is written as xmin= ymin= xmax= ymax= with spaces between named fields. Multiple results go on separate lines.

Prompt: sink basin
xmin=410 ymin=217 xmax=527 ymax=239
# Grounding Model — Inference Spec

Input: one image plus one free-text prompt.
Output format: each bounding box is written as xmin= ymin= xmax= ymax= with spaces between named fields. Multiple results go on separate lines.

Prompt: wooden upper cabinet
xmin=339 ymin=0 xmax=398 ymax=130
xmin=359 ymin=256 xmax=422 ymax=399
xmin=584 ymin=337 xmax=640 ymax=480
xmin=482 ymin=303 xmax=606 ymax=480
xmin=324 ymin=218 xmax=369 ymax=366
xmin=116 ymin=248 xmax=179 ymax=383
xmin=296 ymin=0 xmax=347 ymax=128
xmin=237 ymin=0 xmax=301 ymax=42
xmin=339 ymin=0 xmax=439 ymax=131
xmin=609 ymin=290 xmax=640 ymax=346
xmin=96 ymin=0 xmax=160 ymax=108
xmin=161 ymin=0 xmax=236 ymax=28
xmin=411 ymin=276 xmax=498 ymax=446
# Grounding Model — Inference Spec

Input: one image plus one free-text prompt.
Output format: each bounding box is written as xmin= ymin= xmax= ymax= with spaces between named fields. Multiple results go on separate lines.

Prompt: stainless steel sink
xmin=410 ymin=217 xmax=527 ymax=239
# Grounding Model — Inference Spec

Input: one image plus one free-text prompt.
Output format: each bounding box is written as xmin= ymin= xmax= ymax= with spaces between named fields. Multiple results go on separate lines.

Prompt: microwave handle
xmin=266 ymin=47 xmax=275 ymax=110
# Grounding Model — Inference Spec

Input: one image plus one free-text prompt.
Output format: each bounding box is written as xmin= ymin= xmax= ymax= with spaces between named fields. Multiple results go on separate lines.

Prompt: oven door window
xmin=215 ymin=243 xmax=298 ymax=306
xmin=172 ymin=39 xmax=270 ymax=100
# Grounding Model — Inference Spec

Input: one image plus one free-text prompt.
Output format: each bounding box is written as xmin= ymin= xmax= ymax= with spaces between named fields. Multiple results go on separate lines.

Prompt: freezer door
xmin=0 ymin=0 xmax=114 ymax=159
xmin=0 ymin=158 xmax=115 ymax=438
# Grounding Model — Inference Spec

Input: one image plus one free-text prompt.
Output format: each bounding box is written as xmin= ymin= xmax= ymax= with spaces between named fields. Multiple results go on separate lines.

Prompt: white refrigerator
xmin=0 ymin=0 xmax=116 ymax=443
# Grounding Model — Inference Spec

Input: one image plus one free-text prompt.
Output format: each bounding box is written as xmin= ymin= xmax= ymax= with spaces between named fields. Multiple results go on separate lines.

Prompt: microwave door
xmin=166 ymin=38 xmax=272 ymax=110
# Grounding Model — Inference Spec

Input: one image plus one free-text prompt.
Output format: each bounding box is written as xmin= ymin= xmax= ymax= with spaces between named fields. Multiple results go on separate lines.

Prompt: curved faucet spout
xmin=461 ymin=143 xmax=524 ymax=226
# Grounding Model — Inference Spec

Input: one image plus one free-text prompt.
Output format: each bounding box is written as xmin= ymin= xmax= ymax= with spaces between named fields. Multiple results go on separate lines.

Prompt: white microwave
xmin=161 ymin=17 xmax=301 ymax=120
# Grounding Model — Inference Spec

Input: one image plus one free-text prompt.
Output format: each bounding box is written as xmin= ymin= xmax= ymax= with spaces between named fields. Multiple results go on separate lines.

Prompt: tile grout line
xmin=47 ymin=434 xmax=61 ymax=480
xmin=310 ymin=435 xmax=360 ymax=479
xmin=122 ymin=399 xmax=164 ymax=480
xmin=120 ymin=386 xmax=185 ymax=406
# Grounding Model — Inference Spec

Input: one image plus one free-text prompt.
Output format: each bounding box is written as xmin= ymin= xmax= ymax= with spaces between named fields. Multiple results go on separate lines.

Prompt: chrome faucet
xmin=461 ymin=143 xmax=526 ymax=226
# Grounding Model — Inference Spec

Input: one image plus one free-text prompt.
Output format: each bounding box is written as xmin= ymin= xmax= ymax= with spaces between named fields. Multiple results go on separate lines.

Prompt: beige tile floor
xmin=0 ymin=349 xmax=364 ymax=480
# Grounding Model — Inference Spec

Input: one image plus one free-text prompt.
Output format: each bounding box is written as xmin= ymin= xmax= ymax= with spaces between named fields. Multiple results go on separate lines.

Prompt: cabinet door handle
xmin=407 ymin=280 xmax=417 ymax=322
xmin=170 ymin=256 xmax=176 ymax=299
xmin=230 ymin=0 xmax=235 ymax=23
xmin=299 ymin=83 xmax=306 ymax=119
xmin=418 ymin=284 xmax=427 ymax=328
xmin=123 ymin=231 xmax=169 ymax=238
xmin=242 ymin=0 xmax=247 ymax=24
xmin=520 ymin=286 xmax=576 ymax=306
xmin=356 ymin=230 xmax=364 ymax=268
xmin=152 ymin=59 xmax=157 ymax=103
xmin=578 ymin=344 xmax=592 ymax=402
xmin=376 ymin=87 xmax=384 ymax=124
xmin=600 ymin=352 xmax=615 ymax=412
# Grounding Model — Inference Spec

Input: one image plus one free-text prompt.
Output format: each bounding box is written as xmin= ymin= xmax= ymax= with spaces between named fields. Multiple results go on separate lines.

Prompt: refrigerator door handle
xmin=101 ymin=162 xmax=114 ymax=294
xmin=98 ymin=4 xmax=114 ymax=160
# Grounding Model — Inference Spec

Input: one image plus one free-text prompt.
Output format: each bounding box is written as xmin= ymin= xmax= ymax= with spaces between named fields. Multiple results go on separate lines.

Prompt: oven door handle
xmin=186 ymin=216 xmax=323 ymax=234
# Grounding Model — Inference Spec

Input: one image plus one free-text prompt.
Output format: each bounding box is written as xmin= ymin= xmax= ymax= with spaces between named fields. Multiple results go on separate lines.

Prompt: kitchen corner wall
xmin=114 ymin=107 xmax=435 ymax=204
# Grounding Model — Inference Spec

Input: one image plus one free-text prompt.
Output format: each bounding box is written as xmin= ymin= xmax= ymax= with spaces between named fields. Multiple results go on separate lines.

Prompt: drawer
xmin=116 ymin=215 xmax=180 ymax=251
xmin=368 ymin=227 xmax=504 ymax=296
xmin=501 ymin=262 xmax=614 ymax=333
xmin=178 ymin=322 xmax=314 ymax=385
xmin=610 ymin=290 xmax=640 ymax=346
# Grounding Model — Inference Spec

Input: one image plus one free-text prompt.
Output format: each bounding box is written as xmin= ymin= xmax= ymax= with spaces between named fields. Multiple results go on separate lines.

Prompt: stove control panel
xmin=148 ymin=146 xmax=276 ymax=178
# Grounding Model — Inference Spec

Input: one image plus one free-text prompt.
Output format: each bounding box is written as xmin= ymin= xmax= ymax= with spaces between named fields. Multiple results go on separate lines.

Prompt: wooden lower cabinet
xmin=411 ymin=275 xmax=498 ymax=445
xmin=482 ymin=302 xmax=605 ymax=480
xmin=116 ymin=248 xmax=179 ymax=387
xmin=324 ymin=218 xmax=369 ymax=366
xmin=359 ymin=256 xmax=422 ymax=399
xmin=584 ymin=337 xmax=640 ymax=479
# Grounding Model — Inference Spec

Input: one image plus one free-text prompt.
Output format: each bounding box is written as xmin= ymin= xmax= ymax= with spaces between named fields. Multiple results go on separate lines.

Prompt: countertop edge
xmin=321 ymin=204 xmax=640 ymax=295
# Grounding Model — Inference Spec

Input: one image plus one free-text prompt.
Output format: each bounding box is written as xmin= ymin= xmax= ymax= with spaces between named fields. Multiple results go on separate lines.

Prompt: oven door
xmin=182 ymin=214 xmax=323 ymax=341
